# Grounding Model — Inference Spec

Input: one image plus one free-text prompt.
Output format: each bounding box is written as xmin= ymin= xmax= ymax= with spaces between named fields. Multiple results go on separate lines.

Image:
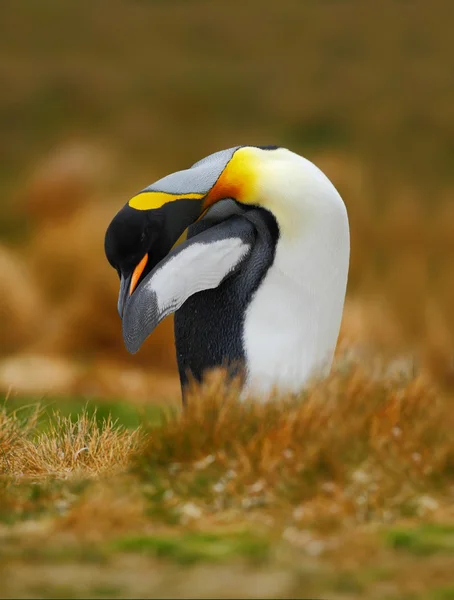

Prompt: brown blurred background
xmin=0 ymin=0 xmax=452 ymax=401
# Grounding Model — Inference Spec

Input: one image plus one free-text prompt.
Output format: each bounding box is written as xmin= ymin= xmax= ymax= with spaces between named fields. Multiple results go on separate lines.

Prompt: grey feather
xmin=122 ymin=215 xmax=256 ymax=354
xmin=141 ymin=147 xmax=240 ymax=196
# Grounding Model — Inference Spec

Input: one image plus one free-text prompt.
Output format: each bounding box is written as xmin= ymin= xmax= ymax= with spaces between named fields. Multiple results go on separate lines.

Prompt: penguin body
xmin=104 ymin=145 xmax=350 ymax=400
xmin=174 ymin=207 xmax=278 ymax=390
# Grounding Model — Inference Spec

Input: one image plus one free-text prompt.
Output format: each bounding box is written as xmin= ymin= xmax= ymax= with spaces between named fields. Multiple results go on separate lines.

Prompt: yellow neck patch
xmin=129 ymin=191 xmax=204 ymax=211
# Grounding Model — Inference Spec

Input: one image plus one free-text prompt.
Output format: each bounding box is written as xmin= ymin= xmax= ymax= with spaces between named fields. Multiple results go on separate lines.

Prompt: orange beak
xmin=129 ymin=253 xmax=149 ymax=296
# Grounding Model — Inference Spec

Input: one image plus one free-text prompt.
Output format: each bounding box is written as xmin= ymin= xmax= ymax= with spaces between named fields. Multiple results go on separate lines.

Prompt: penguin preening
xmin=104 ymin=146 xmax=350 ymax=399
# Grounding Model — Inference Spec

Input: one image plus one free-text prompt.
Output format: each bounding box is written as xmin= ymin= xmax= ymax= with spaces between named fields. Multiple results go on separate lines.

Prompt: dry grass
xmin=55 ymin=479 xmax=148 ymax=541
xmin=2 ymin=360 xmax=453 ymax=523
xmin=0 ymin=363 xmax=454 ymax=598
xmin=135 ymin=365 xmax=454 ymax=529
xmin=1 ymin=406 xmax=142 ymax=478
xmin=0 ymin=403 xmax=40 ymax=474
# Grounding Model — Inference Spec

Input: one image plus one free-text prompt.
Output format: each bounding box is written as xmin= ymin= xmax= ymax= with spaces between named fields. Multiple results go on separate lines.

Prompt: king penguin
xmin=104 ymin=145 xmax=350 ymax=399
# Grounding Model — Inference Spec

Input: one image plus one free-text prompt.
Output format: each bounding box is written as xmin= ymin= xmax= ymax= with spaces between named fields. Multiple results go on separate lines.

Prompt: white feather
xmin=148 ymin=238 xmax=250 ymax=317
xmin=242 ymin=149 xmax=350 ymax=399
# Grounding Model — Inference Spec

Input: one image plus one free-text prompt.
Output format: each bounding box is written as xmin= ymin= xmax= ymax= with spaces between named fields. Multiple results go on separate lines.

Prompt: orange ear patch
xmin=204 ymin=148 xmax=257 ymax=209
xmin=204 ymin=169 xmax=242 ymax=208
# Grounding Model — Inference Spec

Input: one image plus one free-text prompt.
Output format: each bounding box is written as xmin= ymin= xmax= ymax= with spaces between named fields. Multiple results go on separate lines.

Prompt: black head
xmin=104 ymin=145 xmax=281 ymax=320
xmin=105 ymin=199 xmax=203 ymax=317
xmin=105 ymin=205 xmax=152 ymax=274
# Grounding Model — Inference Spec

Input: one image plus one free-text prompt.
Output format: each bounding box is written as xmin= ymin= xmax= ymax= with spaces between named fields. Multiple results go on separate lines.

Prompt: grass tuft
xmin=0 ymin=403 xmax=41 ymax=474
xmin=19 ymin=409 xmax=143 ymax=478
xmin=1 ymin=404 xmax=142 ymax=478
xmin=134 ymin=367 xmax=453 ymax=527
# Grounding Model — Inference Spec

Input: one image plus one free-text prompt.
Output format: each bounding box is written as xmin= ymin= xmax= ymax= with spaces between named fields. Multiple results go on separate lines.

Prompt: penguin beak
xmin=117 ymin=273 xmax=131 ymax=318
xmin=117 ymin=253 xmax=149 ymax=318
xmin=130 ymin=254 xmax=149 ymax=296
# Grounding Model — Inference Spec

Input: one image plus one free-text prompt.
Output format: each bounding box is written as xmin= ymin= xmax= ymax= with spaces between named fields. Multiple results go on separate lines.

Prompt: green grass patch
xmin=386 ymin=524 xmax=454 ymax=556
xmin=112 ymin=530 xmax=270 ymax=565
xmin=1 ymin=395 xmax=168 ymax=432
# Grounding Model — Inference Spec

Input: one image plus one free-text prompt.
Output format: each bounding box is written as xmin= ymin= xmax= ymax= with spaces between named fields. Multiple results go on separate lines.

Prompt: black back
xmin=174 ymin=208 xmax=279 ymax=392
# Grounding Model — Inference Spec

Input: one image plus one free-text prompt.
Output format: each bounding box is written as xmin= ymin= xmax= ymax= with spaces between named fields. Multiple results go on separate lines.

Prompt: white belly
xmin=242 ymin=233 xmax=349 ymax=398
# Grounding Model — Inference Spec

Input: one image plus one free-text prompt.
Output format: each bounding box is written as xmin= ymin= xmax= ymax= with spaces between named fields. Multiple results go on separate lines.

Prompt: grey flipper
xmin=174 ymin=208 xmax=279 ymax=391
xmin=122 ymin=215 xmax=257 ymax=354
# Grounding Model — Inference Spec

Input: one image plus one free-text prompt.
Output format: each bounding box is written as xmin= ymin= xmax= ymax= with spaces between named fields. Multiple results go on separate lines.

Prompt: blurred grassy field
xmin=2 ymin=367 xmax=454 ymax=598
xmin=1 ymin=0 xmax=454 ymax=597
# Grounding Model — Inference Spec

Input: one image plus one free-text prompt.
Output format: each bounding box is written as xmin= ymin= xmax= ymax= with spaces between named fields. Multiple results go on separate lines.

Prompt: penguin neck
xmin=242 ymin=195 xmax=350 ymax=398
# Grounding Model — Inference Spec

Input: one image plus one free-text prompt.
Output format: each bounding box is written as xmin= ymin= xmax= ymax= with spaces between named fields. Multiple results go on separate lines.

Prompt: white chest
xmin=242 ymin=213 xmax=349 ymax=398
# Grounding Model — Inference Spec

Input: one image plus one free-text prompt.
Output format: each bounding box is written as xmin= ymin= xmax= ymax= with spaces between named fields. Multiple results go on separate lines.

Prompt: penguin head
xmin=105 ymin=144 xmax=348 ymax=354
xmin=105 ymin=205 xmax=153 ymax=317
xmin=104 ymin=145 xmax=290 ymax=320
xmin=109 ymin=144 xmax=342 ymax=311
xmin=105 ymin=146 xmax=249 ymax=317
xmin=105 ymin=198 xmax=203 ymax=317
